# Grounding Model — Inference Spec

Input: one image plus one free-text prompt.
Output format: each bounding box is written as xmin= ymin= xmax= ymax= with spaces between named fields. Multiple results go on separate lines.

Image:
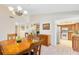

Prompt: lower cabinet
xmin=39 ymin=34 xmax=51 ymax=46
xmin=72 ymin=36 xmax=79 ymax=52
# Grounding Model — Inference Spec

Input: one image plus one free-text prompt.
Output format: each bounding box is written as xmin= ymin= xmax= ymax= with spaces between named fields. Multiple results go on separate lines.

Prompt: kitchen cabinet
xmin=72 ymin=35 xmax=79 ymax=52
xmin=68 ymin=32 xmax=73 ymax=40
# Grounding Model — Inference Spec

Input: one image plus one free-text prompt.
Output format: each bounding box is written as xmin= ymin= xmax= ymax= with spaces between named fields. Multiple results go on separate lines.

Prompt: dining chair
xmin=30 ymin=39 xmax=41 ymax=55
xmin=0 ymin=44 xmax=3 ymax=55
xmin=32 ymin=35 xmax=42 ymax=55
xmin=33 ymin=45 xmax=41 ymax=55
xmin=7 ymin=33 xmax=17 ymax=40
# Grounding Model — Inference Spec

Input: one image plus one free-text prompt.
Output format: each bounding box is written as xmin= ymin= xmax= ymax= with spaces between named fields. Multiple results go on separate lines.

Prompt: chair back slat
xmin=7 ymin=33 xmax=17 ymax=40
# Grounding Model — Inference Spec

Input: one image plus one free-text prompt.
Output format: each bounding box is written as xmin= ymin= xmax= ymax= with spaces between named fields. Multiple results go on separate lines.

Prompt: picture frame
xmin=43 ymin=23 xmax=50 ymax=30
xmin=21 ymin=25 xmax=25 ymax=31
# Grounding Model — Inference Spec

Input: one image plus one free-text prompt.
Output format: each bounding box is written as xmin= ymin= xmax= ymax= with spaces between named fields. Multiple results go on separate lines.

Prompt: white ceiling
xmin=3 ymin=4 xmax=79 ymax=15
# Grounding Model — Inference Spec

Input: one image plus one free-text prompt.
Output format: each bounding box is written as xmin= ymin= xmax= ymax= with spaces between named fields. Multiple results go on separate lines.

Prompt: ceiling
xmin=2 ymin=4 xmax=79 ymax=15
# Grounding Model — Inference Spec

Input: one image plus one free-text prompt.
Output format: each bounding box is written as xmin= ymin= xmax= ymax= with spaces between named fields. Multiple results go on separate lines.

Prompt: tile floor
xmin=41 ymin=39 xmax=79 ymax=55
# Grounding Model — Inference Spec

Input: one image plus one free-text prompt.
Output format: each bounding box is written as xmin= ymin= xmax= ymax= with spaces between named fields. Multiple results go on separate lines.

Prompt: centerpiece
xmin=16 ymin=36 xmax=22 ymax=43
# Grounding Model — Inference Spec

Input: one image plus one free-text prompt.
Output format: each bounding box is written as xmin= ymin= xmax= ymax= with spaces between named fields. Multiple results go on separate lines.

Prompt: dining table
xmin=0 ymin=38 xmax=44 ymax=55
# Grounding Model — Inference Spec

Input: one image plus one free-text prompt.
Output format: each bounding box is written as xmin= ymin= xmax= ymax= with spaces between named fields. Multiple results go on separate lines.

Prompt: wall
xmin=0 ymin=5 xmax=30 ymax=40
xmin=55 ymin=17 xmax=79 ymax=25
xmin=0 ymin=5 xmax=15 ymax=40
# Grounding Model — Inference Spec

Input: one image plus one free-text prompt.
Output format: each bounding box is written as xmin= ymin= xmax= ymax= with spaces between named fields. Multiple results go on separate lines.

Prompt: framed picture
xmin=43 ymin=23 xmax=50 ymax=30
xmin=21 ymin=25 xmax=25 ymax=31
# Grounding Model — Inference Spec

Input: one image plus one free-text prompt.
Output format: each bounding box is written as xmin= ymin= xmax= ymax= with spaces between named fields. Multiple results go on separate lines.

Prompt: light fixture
xmin=8 ymin=6 xmax=28 ymax=16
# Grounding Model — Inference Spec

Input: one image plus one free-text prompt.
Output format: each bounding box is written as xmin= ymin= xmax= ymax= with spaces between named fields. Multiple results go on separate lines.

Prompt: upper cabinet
xmin=75 ymin=23 xmax=79 ymax=31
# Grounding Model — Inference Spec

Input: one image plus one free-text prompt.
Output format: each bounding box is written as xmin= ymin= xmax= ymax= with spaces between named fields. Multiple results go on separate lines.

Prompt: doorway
xmin=57 ymin=25 xmax=72 ymax=48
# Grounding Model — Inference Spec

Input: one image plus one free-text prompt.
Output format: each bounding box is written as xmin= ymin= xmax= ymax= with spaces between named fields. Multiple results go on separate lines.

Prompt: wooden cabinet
xmin=58 ymin=23 xmax=79 ymax=41
xmin=75 ymin=23 xmax=79 ymax=31
xmin=39 ymin=34 xmax=51 ymax=46
xmin=68 ymin=32 xmax=73 ymax=40
xmin=72 ymin=36 xmax=79 ymax=52
xmin=58 ymin=24 xmax=76 ymax=40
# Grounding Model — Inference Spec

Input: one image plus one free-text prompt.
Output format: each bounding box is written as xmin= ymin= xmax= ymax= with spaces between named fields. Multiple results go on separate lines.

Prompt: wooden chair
xmin=30 ymin=45 xmax=41 ymax=55
xmin=33 ymin=45 xmax=41 ymax=55
xmin=0 ymin=44 xmax=3 ymax=55
xmin=7 ymin=33 xmax=17 ymax=40
xmin=30 ymin=39 xmax=42 ymax=55
xmin=30 ymin=35 xmax=50 ymax=55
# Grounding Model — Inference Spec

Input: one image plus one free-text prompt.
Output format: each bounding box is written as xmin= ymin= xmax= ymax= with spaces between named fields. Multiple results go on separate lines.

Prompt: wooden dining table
xmin=0 ymin=38 xmax=43 ymax=55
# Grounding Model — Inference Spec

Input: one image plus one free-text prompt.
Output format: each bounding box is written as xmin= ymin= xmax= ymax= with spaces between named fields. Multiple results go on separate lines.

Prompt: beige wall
xmin=0 ymin=5 xmax=15 ymax=40
xmin=0 ymin=5 xmax=30 ymax=40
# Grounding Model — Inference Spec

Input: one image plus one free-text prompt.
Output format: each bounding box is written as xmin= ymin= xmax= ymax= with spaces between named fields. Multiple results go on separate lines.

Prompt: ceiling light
xmin=24 ymin=10 xmax=28 ymax=14
xmin=17 ymin=6 xmax=22 ymax=11
xmin=8 ymin=6 xmax=14 ymax=11
xmin=8 ymin=6 xmax=28 ymax=16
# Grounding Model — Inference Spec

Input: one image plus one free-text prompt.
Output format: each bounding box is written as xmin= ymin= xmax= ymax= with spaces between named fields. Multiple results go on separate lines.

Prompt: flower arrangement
xmin=16 ymin=36 xmax=22 ymax=43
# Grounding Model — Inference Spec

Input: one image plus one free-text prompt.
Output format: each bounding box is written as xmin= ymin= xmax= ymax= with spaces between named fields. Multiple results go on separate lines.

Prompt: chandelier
xmin=8 ymin=6 xmax=28 ymax=16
